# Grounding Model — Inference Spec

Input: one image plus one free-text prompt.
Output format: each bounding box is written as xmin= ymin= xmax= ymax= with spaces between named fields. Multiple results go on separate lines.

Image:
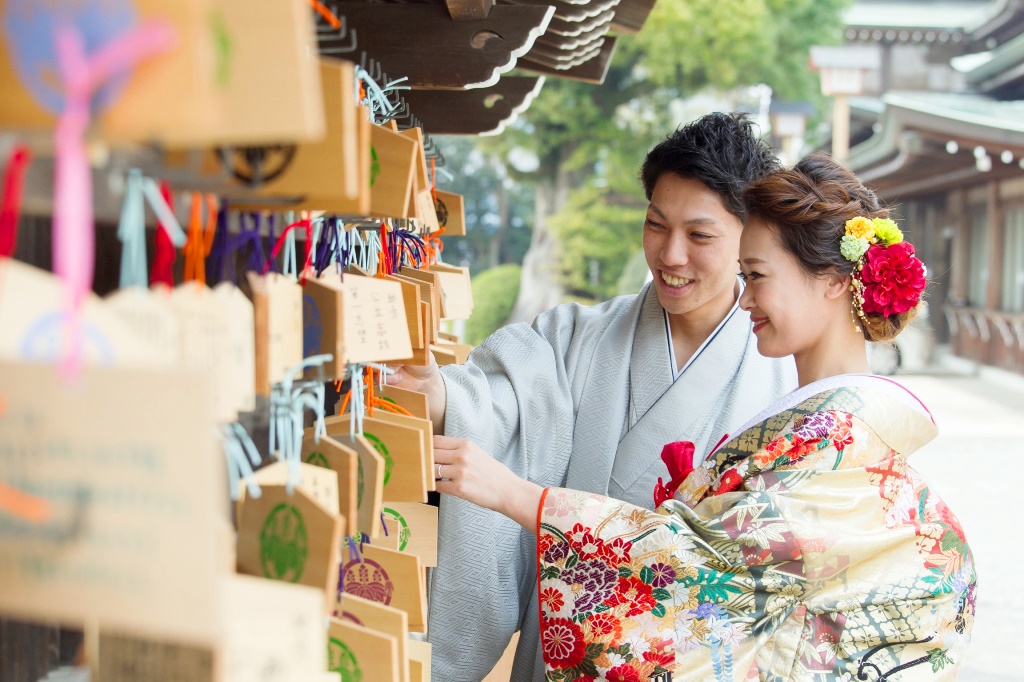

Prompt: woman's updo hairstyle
xmin=742 ymin=152 xmax=918 ymax=343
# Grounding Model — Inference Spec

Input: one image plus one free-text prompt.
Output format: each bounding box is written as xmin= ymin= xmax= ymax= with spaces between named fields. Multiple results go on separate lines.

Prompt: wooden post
xmin=832 ymin=95 xmax=850 ymax=164
xmin=987 ymin=180 xmax=1005 ymax=311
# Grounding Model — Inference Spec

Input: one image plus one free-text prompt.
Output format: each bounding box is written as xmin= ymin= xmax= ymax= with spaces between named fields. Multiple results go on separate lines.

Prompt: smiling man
xmin=388 ymin=112 xmax=797 ymax=681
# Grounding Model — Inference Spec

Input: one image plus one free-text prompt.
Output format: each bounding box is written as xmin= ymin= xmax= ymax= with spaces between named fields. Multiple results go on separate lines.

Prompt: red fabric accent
xmin=0 ymin=146 xmax=32 ymax=258
xmin=149 ymin=181 xmax=176 ymax=286
xmin=535 ymin=486 xmax=551 ymax=669
xmin=653 ymin=441 xmax=695 ymax=507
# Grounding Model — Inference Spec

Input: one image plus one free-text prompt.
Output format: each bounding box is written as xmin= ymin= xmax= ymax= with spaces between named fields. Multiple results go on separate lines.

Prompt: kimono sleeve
xmin=429 ymin=308 xmax=585 ymax=681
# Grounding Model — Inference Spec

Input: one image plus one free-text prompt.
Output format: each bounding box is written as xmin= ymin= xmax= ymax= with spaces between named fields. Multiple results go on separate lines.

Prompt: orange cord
xmin=337 ymin=368 xmax=414 ymax=419
xmin=307 ymin=0 xmax=341 ymax=29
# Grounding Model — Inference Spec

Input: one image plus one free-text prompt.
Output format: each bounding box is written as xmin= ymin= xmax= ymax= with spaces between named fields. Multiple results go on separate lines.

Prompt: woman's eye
xmin=645 ymin=220 xmax=665 ymax=230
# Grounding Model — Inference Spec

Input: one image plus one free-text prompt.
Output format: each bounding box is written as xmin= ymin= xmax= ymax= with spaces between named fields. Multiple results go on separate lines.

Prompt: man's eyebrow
xmin=647 ymin=204 xmax=718 ymax=227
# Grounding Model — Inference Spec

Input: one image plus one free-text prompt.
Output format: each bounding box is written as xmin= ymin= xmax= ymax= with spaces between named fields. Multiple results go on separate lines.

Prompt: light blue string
xmin=117 ymin=169 xmax=147 ymax=288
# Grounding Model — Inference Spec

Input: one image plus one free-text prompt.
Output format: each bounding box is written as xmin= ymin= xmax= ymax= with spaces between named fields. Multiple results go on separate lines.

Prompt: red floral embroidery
xmin=715 ymin=468 xmax=744 ymax=495
xmin=541 ymin=617 xmax=586 ymax=669
xmin=831 ymin=414 xmax=854 ymax=451
xmin=586 ymin=611 xmax=622 ymax=639
xmin=538 ymin=533 xmax=555 ymax=555
xmin=606 ymin=664 xmax=641 ymax=682
xmin=644 ymin=638 xmax=675 ymax=667
xmin=607 ymin=577 xmax=657 ymax=617
xmin=540 ymin=587 xmax=565 ymax=614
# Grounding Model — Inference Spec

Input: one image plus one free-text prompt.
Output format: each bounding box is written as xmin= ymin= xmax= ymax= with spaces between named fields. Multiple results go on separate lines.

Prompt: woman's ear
xmin=823 ymin=272 xmax=852 ymax=300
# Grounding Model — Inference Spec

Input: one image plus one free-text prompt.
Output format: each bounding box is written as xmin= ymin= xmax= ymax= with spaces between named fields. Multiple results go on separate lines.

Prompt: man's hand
xmin=386 ymin=353 xmax=447 ymax=434
xmin=433 ymin=436 xmax=543 ymax=533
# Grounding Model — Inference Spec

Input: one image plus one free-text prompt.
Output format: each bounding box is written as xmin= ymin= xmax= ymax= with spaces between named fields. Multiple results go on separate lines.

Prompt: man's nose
xmin=660 ymin=229 xmax=689 ymax=266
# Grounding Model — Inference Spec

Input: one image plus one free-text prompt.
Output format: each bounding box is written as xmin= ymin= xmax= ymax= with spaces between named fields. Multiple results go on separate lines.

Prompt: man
xmin=388 ymin=113 xmax=797 ymax=680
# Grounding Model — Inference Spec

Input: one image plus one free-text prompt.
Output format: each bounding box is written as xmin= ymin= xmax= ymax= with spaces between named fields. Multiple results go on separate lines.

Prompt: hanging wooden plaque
xmin=236 ymin=484 xmax=343 ymax=612
xmin=433 ymin=190 xmax=466 ymax=236
xmin=323 ymin=430 xmax=386 ymax=538
xmin=301 ymin=431 xmax=359 ymax=537
xmin=370 ymin=124 xmax=418 ymax=219
xmin=340 ymin=545 xmax=427 ymax=633
xmin=326 ymin=618 xmax=400 ymax=682
xmin=379 ymin=502 xmax=438 ymax=567
xmin=247 ymin=271 xmax=303 ymax=397
xmin=326 ymin=414 xmax=428 ymax=504
xmin=379 ymin=385 xmax=430 ymax=421
xmin=338 ymin=594 xmax=410 ymax=682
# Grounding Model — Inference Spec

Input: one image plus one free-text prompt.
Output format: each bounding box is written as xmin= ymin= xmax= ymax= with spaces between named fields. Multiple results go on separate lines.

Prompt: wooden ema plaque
xmin=0 ymin=0 xmax=324 ymax=147
xmin=221 ymin=574 xmax=330 ymax=681
xmin=236 ymin=485 xmax=342 ymax=612
xmin=0 ymin=362 xmax=222 ymax=642
xmin=301 ymin=431 xmax=359 ymax=537
xmin=380 ymin=502 xmax=439 ymax=568
xmin=327 ymin=414 xmax=429 ymax=503
xmin=379 ymin=385 xmax=430 ymax=421
xmin=323 ymin=430 xmax=386 ymax=539
xmin=407 ymin=640 xmax=432 ymax=682
xmin=368 ymin=410 xmax=436 ymax=494
xmin=327 ymin=618 xmax=399 ymax=682
xmin=302 ymin=272 xmax=413 ymax=379
xmin=338 ymin=594 xmax=410 ymax=682
xmin=237 ymin=460 xmax=341 ymax=519
xmin=247 ymin=272 xmax=303 ymax=398
xmin=340 ymin=545 xmax=427 ymax=633
xmin=383 ymin=275 xmax=425 ymax=350
xmin=370 ymin=124 xmax=418 ymax=219
xmin=434 ymin=190 xmax=466 ymax=236
xmin=234 ymin=58 xmax=370 ymax=214
xmin=430 ymin=263 xmax=474 ymax=321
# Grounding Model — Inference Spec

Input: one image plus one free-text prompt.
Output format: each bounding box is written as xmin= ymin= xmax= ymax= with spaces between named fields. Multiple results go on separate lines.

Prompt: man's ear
xmin=823 ymin=272 xmax=851 ymax=300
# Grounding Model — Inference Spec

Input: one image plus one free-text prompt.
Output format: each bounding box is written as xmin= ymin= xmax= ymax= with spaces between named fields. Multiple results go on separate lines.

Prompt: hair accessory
xmin=841 ymin=217 xmax=926 ymax=332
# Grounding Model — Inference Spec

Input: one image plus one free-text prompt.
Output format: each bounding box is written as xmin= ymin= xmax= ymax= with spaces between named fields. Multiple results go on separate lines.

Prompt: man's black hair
xmin=640 ymin=112 xmax=779 ymax=221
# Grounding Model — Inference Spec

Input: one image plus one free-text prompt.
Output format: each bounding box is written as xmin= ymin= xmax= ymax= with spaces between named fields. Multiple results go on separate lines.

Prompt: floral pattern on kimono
xmin=536 ymin=385 xmax=976 ymax=682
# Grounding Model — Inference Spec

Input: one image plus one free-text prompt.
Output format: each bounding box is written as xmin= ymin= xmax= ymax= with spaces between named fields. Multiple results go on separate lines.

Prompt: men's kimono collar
xmin=627 ymin=285 xmax=674 ymax=427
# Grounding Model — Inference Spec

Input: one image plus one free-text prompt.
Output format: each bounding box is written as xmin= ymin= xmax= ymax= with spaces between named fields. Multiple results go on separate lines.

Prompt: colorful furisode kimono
xmin=535 ymin=375 xmax=976 ymax=681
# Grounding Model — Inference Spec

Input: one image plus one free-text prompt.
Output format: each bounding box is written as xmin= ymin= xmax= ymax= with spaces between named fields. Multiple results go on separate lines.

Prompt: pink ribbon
xmin=53 ymin=20 xmax=176 ymax=378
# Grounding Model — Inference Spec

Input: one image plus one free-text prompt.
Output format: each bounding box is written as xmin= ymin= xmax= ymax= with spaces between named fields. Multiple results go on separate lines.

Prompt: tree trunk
xmin=488 ymin=183 xmax=510 ymax=268
xmin=508 ymin=149 xmax=575 ymax=324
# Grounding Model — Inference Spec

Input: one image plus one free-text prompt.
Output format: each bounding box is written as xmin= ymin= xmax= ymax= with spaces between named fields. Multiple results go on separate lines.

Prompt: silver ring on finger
xmin=436 ymin=463 xmax=444 ymax=480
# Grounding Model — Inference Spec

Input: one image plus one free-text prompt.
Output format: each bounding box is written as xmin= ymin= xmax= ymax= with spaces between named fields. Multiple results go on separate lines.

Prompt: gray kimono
xmin=429 ymin=283 xmax=796 ymax=681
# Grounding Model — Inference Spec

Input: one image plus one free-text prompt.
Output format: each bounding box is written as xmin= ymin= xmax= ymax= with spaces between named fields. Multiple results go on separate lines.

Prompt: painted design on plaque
xmin=259 ymin=502 xmax=308 ymax=582
xmin=2 ymin=0 xmax=137 ymax=114
xmin=363 ymin=431 xmax=393 ymax=486
xmin=302 ymin=294 xmax=322 ymax=358
xmin=328 ymin=637 xmax=362 ymax=682
xmin=306 ymin=450 xmax=329 ymax=468
xmin=342 ymin=557 xmax=394 ymax=605
xmin=369 ymin=146 xmax=380 ymax=187
xmin=382 ymin=507 xmax=411 ymax=552
xmin=357 ymin=457 xmax=365 ymax=507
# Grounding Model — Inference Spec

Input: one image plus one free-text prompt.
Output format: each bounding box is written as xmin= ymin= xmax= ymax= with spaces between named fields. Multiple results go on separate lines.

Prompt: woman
xmin=434 ymin=153 xmax=976 ymax=681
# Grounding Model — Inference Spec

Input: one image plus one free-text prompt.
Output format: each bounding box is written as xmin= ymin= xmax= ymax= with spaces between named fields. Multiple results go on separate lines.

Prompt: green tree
xmin=435 ymin=136 xmax=533 ymax=274
xmin=495 ymin=0 xmax=847 ymax=320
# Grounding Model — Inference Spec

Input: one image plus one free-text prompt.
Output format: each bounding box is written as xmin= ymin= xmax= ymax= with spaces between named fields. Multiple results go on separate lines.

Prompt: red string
xmin=264 ymin=217 xmax=314 ymax=282
xmin=150 ymin=181 xmax=176 ymax=287
xmin=0 ymin=145 xmax=32 ymax=258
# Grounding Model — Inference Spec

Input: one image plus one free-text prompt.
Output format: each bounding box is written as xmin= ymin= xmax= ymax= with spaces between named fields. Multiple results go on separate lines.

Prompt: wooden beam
xmin=506 ymin=0 xmax=621 ymax=24
xmin=526 ymin=42 xmax=605 ymax=69
xmin=518 ymin=37 xmax=617 ymax=84
xmin=536 ymin=24 xmax=610 ymax=51
xmin=546 ymin=10 xmax=615 ymax=36
xmin=445 ymin=0 xmax=494 ymax=21
xmin=326 ymin=3 xmax=553 ymax=89
xmin=400 ymin=77 xmax=544 ymax=135
xmin=610 ymin=0 xmax=658 ymax=34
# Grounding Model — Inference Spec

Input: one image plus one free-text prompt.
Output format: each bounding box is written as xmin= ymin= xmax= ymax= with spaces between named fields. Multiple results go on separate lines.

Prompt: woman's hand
xmin=386 ymin=353 xmax=447 ymax=435
xmin=433 ymin=436 xmax=544 ymax=532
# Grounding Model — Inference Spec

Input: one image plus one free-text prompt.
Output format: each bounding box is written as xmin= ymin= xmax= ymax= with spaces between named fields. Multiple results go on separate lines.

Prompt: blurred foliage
xmin=440 ymin=0 xmax=847 ymax=310
xmin=464 ymin=264 xmax=523 ymax=345
xmin=435 ymin=136 xmax=533 ymax=275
